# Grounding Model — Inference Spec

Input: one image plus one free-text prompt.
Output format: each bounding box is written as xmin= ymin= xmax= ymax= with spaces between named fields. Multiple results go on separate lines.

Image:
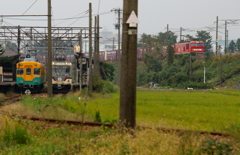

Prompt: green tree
xmin=195 ymin=30 xmax=212 ymax=51
xmin=185 ymin=34 xmax=194 ymax=41
xmin=138 ymin=33 xmax=155 ymax=53
xmin=143 ymin=52 xmax=162 ymax=72
xmin=228 ymin=40 xmax=236 ymax=53
xmin=156 ymin=31 xmax=177 ymax=44
xmin=100 ymin=62 xmax=115 ymax=81
xmin=167 ymin=44 xmax=175 ymax=65
xmin=235 ymin=38 xmax=240 ymax=52
xmin=0 ymin=44 xmax=5 ymax=55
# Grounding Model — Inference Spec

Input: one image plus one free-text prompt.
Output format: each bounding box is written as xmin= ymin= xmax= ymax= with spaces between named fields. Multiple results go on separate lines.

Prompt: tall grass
xmin=1 ymin=90 xmax=240 ymax=154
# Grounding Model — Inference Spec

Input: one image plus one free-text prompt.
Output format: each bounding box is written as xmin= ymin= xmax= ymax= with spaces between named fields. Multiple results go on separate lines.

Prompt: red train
xmin=174 ymin=41 xmax=205 ymax=54
xmin=36 ymin=42 xmax=203 ymax=63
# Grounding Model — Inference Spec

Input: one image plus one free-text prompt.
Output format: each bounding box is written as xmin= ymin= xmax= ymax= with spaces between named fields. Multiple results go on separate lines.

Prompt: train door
xmin=24 ymin=66 xmax=33 ymax=81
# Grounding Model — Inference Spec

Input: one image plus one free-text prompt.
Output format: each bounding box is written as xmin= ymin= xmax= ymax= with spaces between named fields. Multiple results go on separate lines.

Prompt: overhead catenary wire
xmin=22 ymin=0 xmax=38 ymax=15
xmin=97 ymin=0 xmax=101 ymax=15
xmin=54 ymin=10 xmax=89 ymax=26
xmin=3 ymin=11 xmax=112 ymax=21
xmin=67 ymin=10 xmax=89 ymax=27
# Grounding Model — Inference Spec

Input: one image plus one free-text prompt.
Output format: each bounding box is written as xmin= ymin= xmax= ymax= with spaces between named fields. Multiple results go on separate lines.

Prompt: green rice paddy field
xmin=1 ymin=89 xmax=240 ymax=154
xmin=86 ymin=89 xmax=240 ymax=132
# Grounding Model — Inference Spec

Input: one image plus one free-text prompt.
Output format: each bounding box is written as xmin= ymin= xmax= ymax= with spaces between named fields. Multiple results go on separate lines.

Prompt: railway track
xmin=0 ymin=111 xmax=228 ymax=138
xmin=0 ymin=94 xmax=22 ymax=106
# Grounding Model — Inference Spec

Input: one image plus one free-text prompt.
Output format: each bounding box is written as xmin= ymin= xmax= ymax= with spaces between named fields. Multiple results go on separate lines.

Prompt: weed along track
xmin=0 ymin=94 xmax=22 ymax=106
xmin=0 ymin=111 xmax=229 ymax=138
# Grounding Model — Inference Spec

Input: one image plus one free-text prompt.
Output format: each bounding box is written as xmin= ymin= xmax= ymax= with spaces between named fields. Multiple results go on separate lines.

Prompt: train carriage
xmin=174 ymin=41 xmax=205 ymax=54
xmin=52 ymin=61 xmax=72 ymax=93
xmin=16 ymin=55 xmax=45 ymax=93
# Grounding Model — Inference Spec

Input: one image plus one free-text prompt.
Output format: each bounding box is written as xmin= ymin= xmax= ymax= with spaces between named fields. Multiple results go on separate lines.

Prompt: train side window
xmin=34 ymin=68 xmax=41 ymax=75
xmin=26 ymin=68 xmax=31 ymax=75
xmin=16 ymin=68 xmax=24 ymax=75
xmin=186 ymin=44 xmax=189 ymax=49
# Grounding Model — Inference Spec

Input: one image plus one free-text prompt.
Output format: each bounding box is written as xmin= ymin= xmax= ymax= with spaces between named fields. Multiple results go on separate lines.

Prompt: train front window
xmin=52 ymin=65 xmax=71 ymax=77
xmin=190 ymin=43 xmax=205 ymax=46
xmin=16 ymin=68 xmax=24 ymax=75
xmin=26 ymin=68 xmax=31 ymax=75
xmin=34 ymin=68 xmax=41 ymax=75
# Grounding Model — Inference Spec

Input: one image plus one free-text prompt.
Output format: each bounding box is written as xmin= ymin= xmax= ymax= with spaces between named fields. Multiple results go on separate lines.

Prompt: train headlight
xmin=58 ymin=77 xmax=62 ymax=81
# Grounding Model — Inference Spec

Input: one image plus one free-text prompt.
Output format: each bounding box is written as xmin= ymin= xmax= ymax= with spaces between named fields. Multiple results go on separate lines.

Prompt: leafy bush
xmin=94 ymin=110 xmax=102 ymax=122
xmin=3 ymin=117 xmax=31 ymax=145
xmin=103 ymin=80 xmax=118 ymax=93
xmin=92 ymin=74 xmax=104 ymax=93
xmin=199 ymin=140 xmax=232 ymax=155
xmin=92 ymin=72 xmax=118 ymax=94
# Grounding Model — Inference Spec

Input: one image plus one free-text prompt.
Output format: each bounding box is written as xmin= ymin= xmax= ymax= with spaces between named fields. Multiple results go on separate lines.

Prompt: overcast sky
xmin=1 ymin=0 xmax=240 ymax=41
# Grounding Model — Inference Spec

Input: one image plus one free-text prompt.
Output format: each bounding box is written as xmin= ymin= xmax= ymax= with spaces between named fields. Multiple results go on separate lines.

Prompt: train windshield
xmin=34 ymin=68 xmax=41 ymax=75
xmin=52 ymin=65 xmax=71 ymax=77
xmin=16 ymin=68 xmax=24 ymax=75
xmin=190 ymin=43 xmax=205 ymax=46
xmin=26 ymin=68 xmax=31 ymax=75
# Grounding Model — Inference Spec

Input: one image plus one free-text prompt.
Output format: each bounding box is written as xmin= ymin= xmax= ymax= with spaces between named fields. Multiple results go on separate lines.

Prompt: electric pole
xmin=88 ymin=3 xmax=93 ymax=92
xmin=216 ymin=16 xmax=218 ymax=55
xmin=220 ymin=53 xmax=222 ymax=87
xmin=120 ymin=0 xmax=138 ymax=129
xmin=47 ymin=0 xmax=52 ymax=97
xmin=112 ymin=8 xmax=122 ymax=87
xmin=113 ymin=37 xmax=115 ymax=50
xmin=180 ymin=27 xmax=182 ymax=42
xmin=225 ymin=21 xmax=227 ymax=54
xmin=17 ymin=25 xmax=20 ymax=55
xmin=94 ymin=15 xmax=100 ymax=75
xmin=167 ymin=24 xmax=169 ymax=43
xmin=79 ymin=31 xmax=82 ymax=91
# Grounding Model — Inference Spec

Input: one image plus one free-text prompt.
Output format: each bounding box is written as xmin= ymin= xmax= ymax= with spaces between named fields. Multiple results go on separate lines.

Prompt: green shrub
xmin=93 ymin=74 xmax=104 ymax=93
xmin=94 ymin=110 xmax=102 ymax=122
xmin=3 ymin=117 xmax=31 ymax=145
xmin=199 ymin=139 xmax=232 ymax=155
xmin=103 ymin=80 xmax=118 ymax=93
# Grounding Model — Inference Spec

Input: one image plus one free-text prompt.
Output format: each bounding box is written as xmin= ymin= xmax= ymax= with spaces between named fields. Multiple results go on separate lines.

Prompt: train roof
xmin=24 ymin=58 xmax=36 ymax=62
xmin=175 ymin=41 xmax=204 ymax=44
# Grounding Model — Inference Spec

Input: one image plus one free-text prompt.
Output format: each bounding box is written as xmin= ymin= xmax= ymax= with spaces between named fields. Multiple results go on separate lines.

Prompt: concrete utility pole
xmin=120 ymin=0 xmax=138 ymax=129
xmin=94 ymin=15 xmax=100 ymax=75
xmin=17 ymin=25 xmax=20 ymax=55
xmin=79 ymin=31 xmax=82 ymax=91
xmin=180 ymin=27 xmax=182 ymax=42
xmin=167 ymin=24 xmax=169 ymax=43
xmin=112 ymin=37 xmax=115 ymax=50
xmin=190 ymin=55 xmax=192 ymax=77
xmin=216 ymin=16 xmax=218 ymax=55
xmin=226 ymin=30 xmax=229 ymax=51
xmin=112 ymin=8 xmax=122 ymax=87
xmin=220 ymin=53 xmax=222 ymax=87
xmin=47 ymin=0 xmax=52 ymax=97
xmin=88 ymin=3 xmax=93 ymax=92
xmin=225 ymin=21 xmax=227 ymax=54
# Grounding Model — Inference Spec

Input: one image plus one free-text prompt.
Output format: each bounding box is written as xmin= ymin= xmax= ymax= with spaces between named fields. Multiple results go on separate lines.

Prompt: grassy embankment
xmin=0 ymin=89 xmax=240 ymax=154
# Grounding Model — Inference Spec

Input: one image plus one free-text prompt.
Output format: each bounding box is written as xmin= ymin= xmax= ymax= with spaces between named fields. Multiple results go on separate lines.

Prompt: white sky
xmin=0 ymin=0 xmax=240 ymax=40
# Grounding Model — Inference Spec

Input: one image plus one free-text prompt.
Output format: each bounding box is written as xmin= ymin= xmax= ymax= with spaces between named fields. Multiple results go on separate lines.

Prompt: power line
xmin=97 ymin=0 xmax=101 ymax=15
xmin=22 ymin=0 xmax=38 ymax=15
xmin=54 ymin=10 xmax=89 ymax=26
xmin=67 ymin=10 xmax=89 ymax=27
xmin=3 ymin=11 xmax=111 ymax=21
